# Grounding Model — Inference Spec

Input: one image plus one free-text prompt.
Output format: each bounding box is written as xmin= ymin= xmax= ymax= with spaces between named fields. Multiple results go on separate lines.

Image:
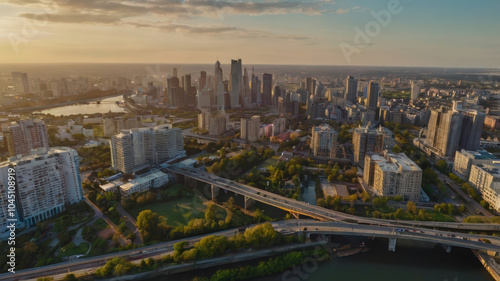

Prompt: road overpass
xmin=3 ymin=219 xmax=500 ymax=281
xmin=166 ymin=164 xmax=500 ymax=232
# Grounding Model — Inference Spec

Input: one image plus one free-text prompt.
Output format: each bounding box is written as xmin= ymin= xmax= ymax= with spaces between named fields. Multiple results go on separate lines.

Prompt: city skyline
xmin=1 ymin=0 xmax=499 ymax=68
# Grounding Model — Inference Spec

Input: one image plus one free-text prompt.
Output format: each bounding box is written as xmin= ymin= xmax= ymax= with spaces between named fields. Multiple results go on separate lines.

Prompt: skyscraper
xmin=411 ymin=80 xmax=421 ymax=101
xmin=12 ymin=72 xmax=29 ymax=93
xmin=2 ymin=119 xmax=49 ymax=157
xmin=214 ymin=60 xmax=225 ymax=111
xmin=251 ymin=67 xmax=261 ymax=104
xmin=242 ymin=68 xmax=250 ymax=107
xmin=367 ymin=81 xmax=379 ymax=108
xmin=229 ymin=59 xmax=242 ymax=108
xmin=199 ymin=71 xmax=207 ymax=90
xmin=345 ymin=76 xmax=358 ymax=104
xmin=262 ymin=73 xmax=273 ymax=106
xmin=306 ymin=77 xmax=316 ymax=97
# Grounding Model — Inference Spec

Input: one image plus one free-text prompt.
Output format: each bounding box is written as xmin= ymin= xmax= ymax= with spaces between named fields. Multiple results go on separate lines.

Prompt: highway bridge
xmin=166 ymin=164 xmax=500 ymax=232
xmin=2 ymin=220 xmax=500 ymax=281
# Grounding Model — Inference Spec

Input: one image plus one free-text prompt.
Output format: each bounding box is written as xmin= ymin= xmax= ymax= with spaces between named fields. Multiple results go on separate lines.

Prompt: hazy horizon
xmin=1 ymin=0 xmax=499 ymax=68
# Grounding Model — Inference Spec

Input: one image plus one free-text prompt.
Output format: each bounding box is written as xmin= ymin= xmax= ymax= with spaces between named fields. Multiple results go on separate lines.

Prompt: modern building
xmin=214 ymin=60 xmax=225 ymax=111
xmin=110 ymin=124 xmax=184 ymax=174
xmin=272 ymin=118 xmax=287 ymax=136
xmin=425 ymin=107 xmax=485 ymax=158
xmin=251 ymin=67 xmax=261 ymax=104
xmin=229 ymin=59 xmax=242 ymax=108
xmin=366 ymin=81 xmax=379 ymax=109
xmin=411 ymin=80 xmax=421 ymax=100
xmin=12 ymin=72 xmax=29 ymax=93
xmin=241 ymin=116 xmax=261 ymax=142
xmin=198 ymin=110 xmax=227 ymax=135
xmin=426 ymin=107 xmax=463 ymax=158
xmin=2 ymin=119 xmax=49 ymax=157
xmin=352 ymin=125 xmax=384 ymax=165
xmin=120 ymin=170 xmax=169 ymax=197
xmin=453 ymin=149 xmax=497 ymax=181
xmin=262 ymin=73 xmax=273 ymax=106
xmin=0 ymin=147 xmax=83 ymax=237
xmin=345 ymin=76 xmax=358 ymax=104
xmin=364 ymin=152 xmax=422 ymax=202
xmin=468 ymin=162 xmax=500 ymax=212
xmin=376 ymin=126 xmax=396 ymax=151
xmin=311 ymin=125 xmax=338 ymax=158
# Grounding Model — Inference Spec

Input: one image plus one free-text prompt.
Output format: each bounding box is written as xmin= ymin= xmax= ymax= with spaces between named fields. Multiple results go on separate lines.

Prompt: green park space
xmin=463 ymin=216 xmax=500 ymax=224
xmin=58 ymin=242 xmax=90 ymax=258
xmin=128 ymin=194 xmax=227 ymax=227
xmin=243 ymin=155 xmax=280 ymax=176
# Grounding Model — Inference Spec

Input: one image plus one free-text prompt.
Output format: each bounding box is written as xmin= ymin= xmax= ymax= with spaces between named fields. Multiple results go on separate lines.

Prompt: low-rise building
xmin=119 ymin=170 xmax=169 ymax=197
xmin=468 ymin=162 xmax=500 ymax=212
xmin=452 ymin=149 xmax=497 ymax=181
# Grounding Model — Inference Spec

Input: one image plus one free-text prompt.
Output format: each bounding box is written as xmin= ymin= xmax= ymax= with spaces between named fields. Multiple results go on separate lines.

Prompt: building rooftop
xmin=370 ymin=152 xmax=421 ymax=173
xmin=460 ymin=149 xmax=497 ymax=160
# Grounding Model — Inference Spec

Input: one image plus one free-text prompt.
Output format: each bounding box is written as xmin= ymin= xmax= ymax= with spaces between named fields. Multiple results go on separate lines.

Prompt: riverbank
xmin=473 ymin=249 xmax=500 ymax=281
xmin=11 ymin=92 xmax=123 ymax=113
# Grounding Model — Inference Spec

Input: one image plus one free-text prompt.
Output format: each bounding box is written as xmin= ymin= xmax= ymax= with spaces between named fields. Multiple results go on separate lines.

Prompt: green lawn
xmin=128 ymin=195 xmax=225 ymax=227
xmin=423 ymin=210 xmax=456 ymax=222
xmin=463 ymin=216 xmax=500 ymax=224
xmin=243 ymin=155 xmax=280 ymax=176
xmin=59 ymin=242 xmax=89 ymax=257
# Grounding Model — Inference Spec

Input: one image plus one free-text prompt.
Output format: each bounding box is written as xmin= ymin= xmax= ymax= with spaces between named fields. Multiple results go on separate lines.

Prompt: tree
xmin=447 ymin=203 xmax=455 ymax=215
xmin=407 ymin=201 xmax=417 ymax=215
xmin=458 ymin=204 xmax=466 ymax=213
xmin=136 ymin=210 xmax=167 ymax=241
xmin=205 ymin=203 xmax=216 ymax=222
xmin=434 ymin=160 xmax=448 ymax=173
xmin=392 ymin=145 xmax=402 ymax=153
xmin=480 ymin=200 xmax=490 ymax=209
xmin=63 ymin=274 xmax=78 ymax=281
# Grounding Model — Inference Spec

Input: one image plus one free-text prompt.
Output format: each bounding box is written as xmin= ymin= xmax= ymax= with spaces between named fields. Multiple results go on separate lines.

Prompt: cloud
xmin=336 ymin=8 xmax=349 ymax=14
xmin=8 ymin=0 xmax=330 ymax=43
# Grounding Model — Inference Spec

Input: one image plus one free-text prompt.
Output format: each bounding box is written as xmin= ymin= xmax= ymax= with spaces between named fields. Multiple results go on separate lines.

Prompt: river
xmin=256 ymin=237 xmax=493 ymax=281
xmin=35 ymin=95 xmax=126 ymax=116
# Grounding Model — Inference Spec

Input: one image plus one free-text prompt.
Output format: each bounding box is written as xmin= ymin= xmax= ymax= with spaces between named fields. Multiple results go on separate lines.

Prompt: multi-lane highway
xmin=3 ymin=219 xmax=500 ymax=281
xmin=167 ymin=164 xmax=500 ymax=231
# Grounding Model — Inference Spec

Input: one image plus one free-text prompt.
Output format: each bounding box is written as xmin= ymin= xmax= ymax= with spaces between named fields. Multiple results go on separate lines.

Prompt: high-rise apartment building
xmin=2 ymin=119 xmax=49 ymax=157
xmin=240 ymin=116 xmax=261 ymax=142
xmin=411 ymin=80 xmax=421 ymax=100
xmin=364 ymin=152 xmax=422 ymax=202
xmin=198 ymin=110 xmax=227 ymax=136
xmin=426 ymin=107 xmax=485 ymax=158
xmin=426 ymin=107 xmax=463 ymax=158
xmin=110 ymin=124 xmax=184 ymax=174
xmin=345 ymin=76 xmax=358 ymax=104
xmin=0 ymin=147 xmax=83 ymax=237
xmin=214 ymin=61 xmax=225 ymax=111
xmin=352 ymin=125 xmax=384 ymax=165
xmin=311 ymin=125 xmax=338 ymax=158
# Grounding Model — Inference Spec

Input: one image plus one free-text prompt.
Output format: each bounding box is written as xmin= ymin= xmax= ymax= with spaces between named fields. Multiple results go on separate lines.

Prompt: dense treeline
xmin=207 ymin=147 xmax=275 ymax=180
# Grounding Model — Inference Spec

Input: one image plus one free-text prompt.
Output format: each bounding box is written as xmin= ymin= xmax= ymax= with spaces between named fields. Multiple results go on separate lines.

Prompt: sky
xmin=0 ymin=0 xmax=499 ymax=68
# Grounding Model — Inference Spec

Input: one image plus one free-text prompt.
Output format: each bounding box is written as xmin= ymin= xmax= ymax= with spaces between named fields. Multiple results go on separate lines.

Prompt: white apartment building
xmin=468 ymin=163 xmax=500 ymax=212
xmin=452 ymin=149 xmax=497 ymax=181
xmin=0 ymin=147 xmax=83 ymax=238
xmin=110 ymin=124 xmax=184 ymax=174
